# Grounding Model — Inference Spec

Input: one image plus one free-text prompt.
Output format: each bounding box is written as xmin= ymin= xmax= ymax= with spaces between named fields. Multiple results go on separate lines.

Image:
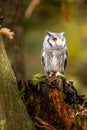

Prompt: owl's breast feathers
xmin=41 ymin=46 xmax=68 ymax=74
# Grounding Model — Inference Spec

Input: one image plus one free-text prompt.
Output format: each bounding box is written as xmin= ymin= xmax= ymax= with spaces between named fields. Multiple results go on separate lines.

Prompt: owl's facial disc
xmin=51 ymin=36 xmax=60 ymax=45
xmin=48 ymin=37 xmax=57 ymax=47
xmin=56 ymin=37 xmax=65 ymax=47
xmin=50 ymin=36 xmax=65 ymax=47
xmin=47 ymin=31 xmax=66 ymax=47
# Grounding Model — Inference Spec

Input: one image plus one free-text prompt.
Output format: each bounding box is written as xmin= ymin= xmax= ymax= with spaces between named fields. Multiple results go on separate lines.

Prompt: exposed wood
xmin=49 ymin=89 xmax=72 ymax=130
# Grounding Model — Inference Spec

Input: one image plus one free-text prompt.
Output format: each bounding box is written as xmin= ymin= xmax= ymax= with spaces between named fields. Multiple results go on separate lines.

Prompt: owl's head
xmin=43 ymin=31 xmax=66 ymax=48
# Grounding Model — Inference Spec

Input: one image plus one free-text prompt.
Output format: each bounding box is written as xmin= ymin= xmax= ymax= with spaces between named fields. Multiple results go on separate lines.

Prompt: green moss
xmin=32 ymin=73 xmax=47 ymax=86
xmin=0 ymin=120 xmax=6 ymax=130
xmin=19 ymin=85 xmax=25 ymax=97
xmin=84 ymin=96 xmax=87 ymax=102
xmin=72 ymin=104 xmax=78 ymax=110
xmin=75 ymin=115 xmax=82 ymax=130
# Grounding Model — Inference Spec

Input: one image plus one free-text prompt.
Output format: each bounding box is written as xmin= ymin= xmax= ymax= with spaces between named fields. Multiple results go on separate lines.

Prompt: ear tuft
xmin=61 ymin=32 xmax=65 ymax=37
xmin=46 ymin=31 xmax=52 ymax=36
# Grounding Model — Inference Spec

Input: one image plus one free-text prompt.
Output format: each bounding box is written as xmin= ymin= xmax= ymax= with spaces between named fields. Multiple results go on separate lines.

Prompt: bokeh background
xmin=24 ymin=0 xmax=87 ymax=94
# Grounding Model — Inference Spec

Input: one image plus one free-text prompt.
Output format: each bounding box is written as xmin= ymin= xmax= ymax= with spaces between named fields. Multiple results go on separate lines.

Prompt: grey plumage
xmin=41 ymin=31 xmax=68 ymax=76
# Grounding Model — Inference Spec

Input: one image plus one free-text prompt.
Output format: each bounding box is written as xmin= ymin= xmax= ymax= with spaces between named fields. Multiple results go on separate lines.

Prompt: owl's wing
xmin=41 ymin=49 xmax=45 ymax=66
xmin=64 ymin=47 xmax=68 ymax=70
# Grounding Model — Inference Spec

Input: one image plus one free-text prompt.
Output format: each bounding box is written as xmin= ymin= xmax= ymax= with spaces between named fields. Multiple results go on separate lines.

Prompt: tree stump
xmin=18 ymin=73 xmax=87 ymax=130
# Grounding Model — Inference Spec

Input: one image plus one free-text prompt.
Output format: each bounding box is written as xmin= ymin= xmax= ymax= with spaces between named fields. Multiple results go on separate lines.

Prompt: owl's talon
xmin=56 ymin=72 xmax=65 ymax=79
xmin=49 ymin=72 xmax=54 ymax=77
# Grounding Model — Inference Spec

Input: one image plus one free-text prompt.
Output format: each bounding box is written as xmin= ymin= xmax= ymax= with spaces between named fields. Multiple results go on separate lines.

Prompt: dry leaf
xmin=0 ymin=28 xmax=15 ymax=40
xmin=61 ymin=2 xmax=69 ymax=22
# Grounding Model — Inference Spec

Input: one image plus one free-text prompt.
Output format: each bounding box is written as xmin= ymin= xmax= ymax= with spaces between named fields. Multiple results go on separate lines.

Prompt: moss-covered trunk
xmin=0 ymin=35 xmax=35 ymax=130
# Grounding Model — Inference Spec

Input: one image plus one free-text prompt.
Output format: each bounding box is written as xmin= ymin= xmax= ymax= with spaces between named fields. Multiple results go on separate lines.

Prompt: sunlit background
xmin=24 ymin=0 xmax=87 ymax=95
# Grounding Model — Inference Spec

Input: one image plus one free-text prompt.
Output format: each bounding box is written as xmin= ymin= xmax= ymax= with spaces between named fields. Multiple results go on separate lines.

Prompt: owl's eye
xmin=52 ymin=37 xmax=57 ymax=41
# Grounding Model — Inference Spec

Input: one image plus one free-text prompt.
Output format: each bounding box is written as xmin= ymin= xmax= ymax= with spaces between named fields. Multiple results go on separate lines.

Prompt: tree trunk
xmin=0 ymin=0 xmax=25 ymax=80
xmin=0 ymin=35 xmax=35 ymax=130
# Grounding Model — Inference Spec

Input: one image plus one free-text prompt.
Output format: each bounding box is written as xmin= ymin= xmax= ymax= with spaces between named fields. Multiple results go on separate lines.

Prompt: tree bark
xmin=0 ymin=0 xmax=25 ymax=80
xmin=0 ymin=35 xmax=35 ymax=130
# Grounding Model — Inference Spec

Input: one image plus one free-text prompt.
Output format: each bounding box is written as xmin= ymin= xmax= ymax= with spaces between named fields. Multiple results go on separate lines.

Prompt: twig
xmin=34 ymin=116 xmax=56 ymax=130
xmin=24 ymin=0 xmax=40 ymax=18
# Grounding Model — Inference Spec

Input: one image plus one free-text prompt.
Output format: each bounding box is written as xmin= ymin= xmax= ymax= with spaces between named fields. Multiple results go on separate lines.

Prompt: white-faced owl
xmin=41 ymin=31 xmax=68 ymax=77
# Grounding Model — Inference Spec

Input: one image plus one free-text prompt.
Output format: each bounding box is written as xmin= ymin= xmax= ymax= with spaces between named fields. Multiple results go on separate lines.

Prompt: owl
xmin=41 ymin=31 xmax=68 ymax=77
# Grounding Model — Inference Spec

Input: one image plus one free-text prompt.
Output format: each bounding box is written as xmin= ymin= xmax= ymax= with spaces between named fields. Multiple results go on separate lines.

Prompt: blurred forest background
xmin=1 ymin=0 xmax=87 ymax=95
xmin=24 ymin=0 xmax=87 ymax=95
